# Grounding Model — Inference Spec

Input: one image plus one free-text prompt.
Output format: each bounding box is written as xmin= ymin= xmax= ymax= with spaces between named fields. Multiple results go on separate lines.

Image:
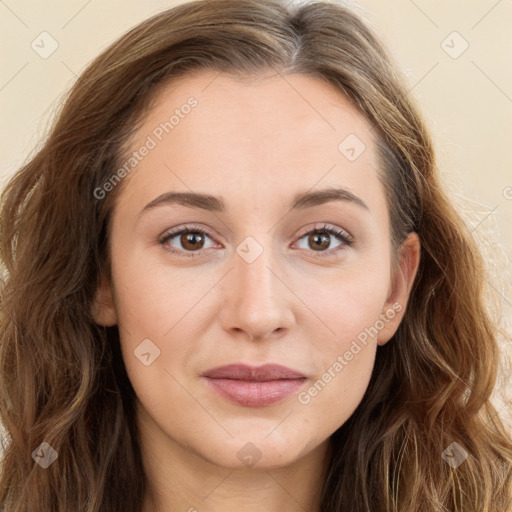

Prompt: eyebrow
xmin=139 ymin=187 xmax=369 ymax=215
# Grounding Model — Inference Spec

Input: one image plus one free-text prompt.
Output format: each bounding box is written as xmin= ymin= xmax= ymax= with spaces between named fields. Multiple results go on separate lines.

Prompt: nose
xmin=218 ymin=240 xmax=295 ymax=342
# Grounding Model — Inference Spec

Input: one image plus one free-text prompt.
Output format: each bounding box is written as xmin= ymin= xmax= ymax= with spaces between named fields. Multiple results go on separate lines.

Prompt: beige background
xmin=1 ymin=0 xmax=511 ymax=424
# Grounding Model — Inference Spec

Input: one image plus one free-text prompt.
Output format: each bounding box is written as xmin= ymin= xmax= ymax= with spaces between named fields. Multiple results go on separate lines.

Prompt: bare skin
xmin=92 ymin=69 xmax=420 ymax=512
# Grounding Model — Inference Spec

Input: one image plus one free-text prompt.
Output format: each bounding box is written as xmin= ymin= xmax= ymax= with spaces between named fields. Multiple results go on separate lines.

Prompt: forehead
xmin=115 ymin=69 xmax=384 ymax=217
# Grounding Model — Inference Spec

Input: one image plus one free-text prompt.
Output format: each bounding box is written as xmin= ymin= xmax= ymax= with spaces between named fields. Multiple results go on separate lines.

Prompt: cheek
xmin=294 ymin=261 xmax=389 ymax=401
xmin=297 ymin=345 xmax=376 ymax=434
xmin=293 ymin=289 xmax=381 ymax=438
xmin=110 ymin=247 xmax=206 ymax=337
xmin=109 ymin=251 xmax=218 ymax=397
xmin=299 ymin=259 xmax=391 ymax=346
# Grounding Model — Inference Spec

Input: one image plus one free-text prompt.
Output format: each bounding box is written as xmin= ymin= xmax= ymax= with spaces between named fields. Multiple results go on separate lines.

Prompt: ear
xmin=91 ymin=272 xmax=118 ymax=326
xmin=377 ymin=232 xmax=420 ymax=346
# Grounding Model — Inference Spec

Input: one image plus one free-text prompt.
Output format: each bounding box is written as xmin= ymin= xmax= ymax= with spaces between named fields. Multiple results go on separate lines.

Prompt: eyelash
xmin=158 ymin=223 xmax=354 ymax=259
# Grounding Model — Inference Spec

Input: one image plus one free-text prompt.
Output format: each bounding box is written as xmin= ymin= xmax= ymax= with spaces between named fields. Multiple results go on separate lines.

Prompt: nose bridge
xmin=220 ymin=233 xmax=294 ymax=340
xmin=236 ymin=236 xmax=276 ymax=299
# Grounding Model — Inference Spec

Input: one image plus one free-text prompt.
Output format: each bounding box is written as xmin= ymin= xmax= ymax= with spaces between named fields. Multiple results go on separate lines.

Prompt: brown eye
xmin=160 ymin=226 xmax=216 ymax=257
xmin=295 ymin=225 xmax=354 ymax=256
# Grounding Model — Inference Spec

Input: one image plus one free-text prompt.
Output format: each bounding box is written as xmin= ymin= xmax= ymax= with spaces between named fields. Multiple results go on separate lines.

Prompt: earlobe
xmin=90 ymin=273 xmax=118 ymax=326
xmin=377 ymin=232 xmax=421 ymax=346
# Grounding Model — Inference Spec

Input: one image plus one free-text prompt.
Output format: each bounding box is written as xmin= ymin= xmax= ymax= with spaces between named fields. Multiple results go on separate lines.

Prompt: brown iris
xmin=308 ymin=232 xmax=330 ymax=251
xmin=180 ymin=231 xmax=205 ymax=251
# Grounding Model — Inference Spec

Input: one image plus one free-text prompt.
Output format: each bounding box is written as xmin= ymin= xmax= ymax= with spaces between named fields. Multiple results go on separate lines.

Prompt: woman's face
xmin=93 ymin=70 xmax=419 ymax=469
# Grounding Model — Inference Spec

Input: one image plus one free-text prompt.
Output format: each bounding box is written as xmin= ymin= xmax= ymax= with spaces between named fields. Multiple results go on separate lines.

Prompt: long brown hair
xmin=1 ymin=0 xmax=510 ymax=510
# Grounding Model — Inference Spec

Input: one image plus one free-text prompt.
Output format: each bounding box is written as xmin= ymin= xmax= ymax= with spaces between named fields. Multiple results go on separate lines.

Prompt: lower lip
xmin=203 ymin=377 xmax=307 ymax=407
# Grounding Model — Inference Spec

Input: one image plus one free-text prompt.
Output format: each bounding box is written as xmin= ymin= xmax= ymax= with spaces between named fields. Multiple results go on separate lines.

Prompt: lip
xmin=201 ymin=363 xmax=307 ymax=407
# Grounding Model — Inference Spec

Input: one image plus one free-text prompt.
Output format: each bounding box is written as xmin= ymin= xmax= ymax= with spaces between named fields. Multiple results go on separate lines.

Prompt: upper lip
xmin=201 ymin=363 xmax=306 ymax=381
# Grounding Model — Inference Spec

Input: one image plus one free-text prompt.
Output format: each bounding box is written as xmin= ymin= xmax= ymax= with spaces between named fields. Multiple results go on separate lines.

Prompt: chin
xmin=195 ymin=432 xmax=322 ymax=470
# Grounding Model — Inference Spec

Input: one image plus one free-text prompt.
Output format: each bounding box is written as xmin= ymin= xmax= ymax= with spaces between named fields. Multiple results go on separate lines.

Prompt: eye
xmin=159 ymin=225 xmax=218 ymax=258
xmin=293 ymin=224 xmax=354 ymax=256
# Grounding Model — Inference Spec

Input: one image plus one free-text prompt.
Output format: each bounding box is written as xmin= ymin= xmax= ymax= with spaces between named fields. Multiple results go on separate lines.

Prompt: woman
xmin=0 ymin=0 xmax=510 ymax=510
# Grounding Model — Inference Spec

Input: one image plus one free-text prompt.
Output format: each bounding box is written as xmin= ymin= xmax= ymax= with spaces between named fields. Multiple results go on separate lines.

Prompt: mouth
xmin=201 ymin=363 xmax=307 ymax=407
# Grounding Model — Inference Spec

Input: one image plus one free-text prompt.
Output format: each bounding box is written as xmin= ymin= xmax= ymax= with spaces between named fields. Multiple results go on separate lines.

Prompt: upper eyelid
xmin=295 ymin=223 xmax=352 ymax=240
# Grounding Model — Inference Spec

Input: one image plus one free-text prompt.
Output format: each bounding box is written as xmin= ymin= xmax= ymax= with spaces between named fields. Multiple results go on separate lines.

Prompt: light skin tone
xmin=92 ymin=69 xmax=420 ymax=512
